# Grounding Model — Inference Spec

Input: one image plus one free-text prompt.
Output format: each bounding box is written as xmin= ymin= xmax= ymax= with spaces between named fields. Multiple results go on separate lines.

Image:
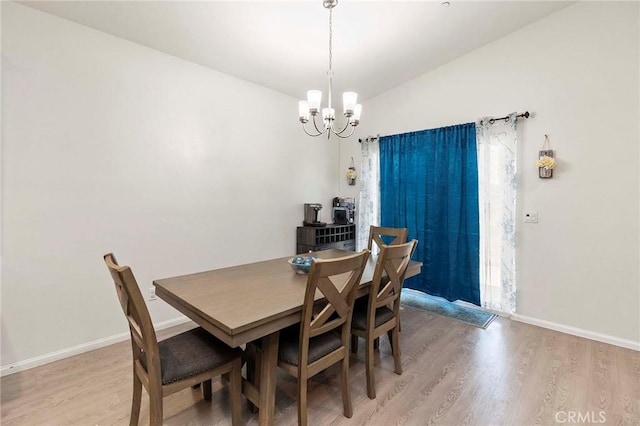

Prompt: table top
xmin=153 ymin=249 xmax=422 ymax=347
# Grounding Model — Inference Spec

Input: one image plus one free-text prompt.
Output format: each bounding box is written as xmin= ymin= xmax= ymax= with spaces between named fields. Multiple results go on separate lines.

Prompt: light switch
xmin=524 ymin=212 xmax=538 ymax=223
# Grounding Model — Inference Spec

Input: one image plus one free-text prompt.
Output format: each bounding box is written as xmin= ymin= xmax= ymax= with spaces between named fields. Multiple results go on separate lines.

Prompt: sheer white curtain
xmin=357 ymin=138 xmax=380 ymax=251
xmin=476 ymin=113 xmax=517 ymax=313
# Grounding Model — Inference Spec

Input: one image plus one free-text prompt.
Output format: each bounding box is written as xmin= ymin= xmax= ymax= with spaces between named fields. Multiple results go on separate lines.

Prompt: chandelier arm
xmin=332 ymin=119 xmax=351 ymax=135
xmin=312 ymin=114 xmax=327 ymax=135
xmin=302 ymin=121 xmax=323 ymax=137
xmin=331 ymin=124 xmax=356 ymax=139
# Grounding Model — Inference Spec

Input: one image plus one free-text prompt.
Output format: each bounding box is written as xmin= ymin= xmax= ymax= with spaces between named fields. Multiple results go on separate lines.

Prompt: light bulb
xmin=350 ymin=104 xmax=362 ymax=125
xmin=322 ymin=107 xmax=335 ymax=127
xmin=343 ymin=92 xmax=358 ymax=116
xmin=307 ymin=90 xmax=322 ymax=114
xmin=352 ymin=104 xmax=362 ymax=120
xmin=298 ymin=101 xmax=310 ymax=123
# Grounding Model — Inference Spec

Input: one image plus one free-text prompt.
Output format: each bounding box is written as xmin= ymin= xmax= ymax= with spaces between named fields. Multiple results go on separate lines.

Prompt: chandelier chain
xmin=328 ymin=7 xmax=333 ymax=72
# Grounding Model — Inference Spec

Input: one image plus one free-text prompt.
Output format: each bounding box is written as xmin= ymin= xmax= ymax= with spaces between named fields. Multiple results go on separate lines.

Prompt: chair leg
xmin=365 ymin=337 xmax=376 ymax=399
xmin=202 ymin=379 xmax=213 ymax=400
xmin=341 ymin=356 xmax=353 ymax=418
xmin=373 ymin=337 xmax=380 ymax=350
xmin=149 ymin=389 xmax=163 ymax=426
xmin=229 ymin=359 xmax=243 ymax=426
xmin=298 ymin=378 xmax=308 ymax=426
xmin=351 ymin=334 xmax=358 ymax=354
xmin=129 ymin=373 xmax=142 ymax=426
xmin=391 ymin=327 xmax=402 ymax=375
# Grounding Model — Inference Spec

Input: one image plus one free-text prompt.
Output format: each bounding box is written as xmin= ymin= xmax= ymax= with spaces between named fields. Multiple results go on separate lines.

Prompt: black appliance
xmin=332 ymin=197 xmax=356 ymax=224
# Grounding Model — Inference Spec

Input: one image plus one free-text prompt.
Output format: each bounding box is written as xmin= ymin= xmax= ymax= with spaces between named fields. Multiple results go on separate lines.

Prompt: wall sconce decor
xmin=536 ymin=134 xmax=555 ymax=179
xmin=346 ymin=157 xmax=357 ymax=186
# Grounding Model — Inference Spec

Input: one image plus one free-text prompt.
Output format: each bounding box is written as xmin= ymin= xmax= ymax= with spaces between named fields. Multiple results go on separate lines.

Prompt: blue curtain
xmin=380 ymin=123 xmax=480 ymax=305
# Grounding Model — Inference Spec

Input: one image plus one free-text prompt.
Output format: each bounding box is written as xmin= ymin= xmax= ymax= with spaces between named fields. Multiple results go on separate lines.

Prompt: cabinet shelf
xmin=296 ymin=224 xmax=356 ymax=254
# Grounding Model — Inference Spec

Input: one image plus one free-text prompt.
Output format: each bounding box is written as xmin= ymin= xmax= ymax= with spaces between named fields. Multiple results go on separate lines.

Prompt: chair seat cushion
xmin=351 ymin=298 xmax=395 ymax=331
xmin=278 ymin=325 xmax=342 ymax=366
xmin=144 ymin=327 xmax=243 ymax=385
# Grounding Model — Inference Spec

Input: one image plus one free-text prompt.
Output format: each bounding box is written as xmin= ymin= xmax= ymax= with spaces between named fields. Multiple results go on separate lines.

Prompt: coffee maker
xmin=303 ymin=203 xmax=326 ymax=227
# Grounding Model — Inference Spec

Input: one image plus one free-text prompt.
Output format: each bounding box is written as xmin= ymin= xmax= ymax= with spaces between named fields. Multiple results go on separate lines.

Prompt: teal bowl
xmin=288 ymin=257 xmax=315 ymax=274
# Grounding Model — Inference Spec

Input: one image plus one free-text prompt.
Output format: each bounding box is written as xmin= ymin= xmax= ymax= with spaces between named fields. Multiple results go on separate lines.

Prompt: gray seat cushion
xmin=351 ymin=298 xmax=394 ymax=331
xmin=142 ymin=327 xmax=242 ymax=385
xmin=278 ymin=325 xmax=342 ymax=366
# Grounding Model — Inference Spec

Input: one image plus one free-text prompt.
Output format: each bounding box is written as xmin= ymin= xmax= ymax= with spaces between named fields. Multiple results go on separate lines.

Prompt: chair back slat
xmin=127 ymin=315 xmax=145 ymax=349
xmin=299 ymin=250 xmax=370 ymax=365
xmin=368 ymin=226 xmax=408 ymax=253
xmin=314 ymin=276 xmax=351 ymax=320
xmin=103 ymin=253 xmax=162 ymax=384
xmin=375 ymin=293 xmax=397 ymax=309
xmin=368 ymin=240 xmax=418 ymax=323
xmin=310 ymin=317 xmax=344 ymax=338
xmin=374 ymin=256 xmax=409 ymax=303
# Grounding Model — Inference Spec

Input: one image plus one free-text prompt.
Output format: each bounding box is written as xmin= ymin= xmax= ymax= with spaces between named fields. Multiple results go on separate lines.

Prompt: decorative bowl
xmin=288 ymin=256 xmax=316 ymax=274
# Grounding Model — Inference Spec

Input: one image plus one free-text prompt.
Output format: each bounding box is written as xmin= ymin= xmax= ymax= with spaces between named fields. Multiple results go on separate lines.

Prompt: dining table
xmin=153 ymin=248 xmax=422 ymax=425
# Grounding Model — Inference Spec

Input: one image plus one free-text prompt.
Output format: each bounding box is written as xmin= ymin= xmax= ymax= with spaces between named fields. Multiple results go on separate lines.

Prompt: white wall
xmin=347 ymin=1 xmax=639 ymax=344
xmin=1 ymin=2 xmax=340 ymax=368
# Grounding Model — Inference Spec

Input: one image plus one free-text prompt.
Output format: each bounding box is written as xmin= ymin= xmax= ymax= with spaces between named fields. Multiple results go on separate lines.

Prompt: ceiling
xmin=19 ymin=1 xmax=574 ymax=102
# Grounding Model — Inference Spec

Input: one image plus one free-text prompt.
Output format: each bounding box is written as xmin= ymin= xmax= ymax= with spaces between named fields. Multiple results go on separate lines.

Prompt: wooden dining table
xmin=153 ymin=248 xmax=422 ymax=425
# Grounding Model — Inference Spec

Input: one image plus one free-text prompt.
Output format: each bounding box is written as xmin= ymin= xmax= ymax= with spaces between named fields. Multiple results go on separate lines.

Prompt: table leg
xmin=258 ymin=331 xmax=279 ymax=426
xmin=245 ymin=344 xmax=260 ymax=413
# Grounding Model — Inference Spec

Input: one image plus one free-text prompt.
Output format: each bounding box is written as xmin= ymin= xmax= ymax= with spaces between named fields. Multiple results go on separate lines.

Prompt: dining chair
xmin=367 ymin=225 xmax=409 ymax=338
xmin=350 ymin=240 xmax=417 ymax=399
xmin=368 ymin=226 xmax=409 ymax=253
xmin=250 ymin=250 xmax=369 ymax=426
xmin=103 ymin=253 xmax=244 ymax=426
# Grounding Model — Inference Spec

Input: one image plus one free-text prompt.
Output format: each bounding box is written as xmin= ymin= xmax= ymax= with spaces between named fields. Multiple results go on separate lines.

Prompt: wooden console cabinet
xmin=296 ymin=224 xmax=356 ymax=254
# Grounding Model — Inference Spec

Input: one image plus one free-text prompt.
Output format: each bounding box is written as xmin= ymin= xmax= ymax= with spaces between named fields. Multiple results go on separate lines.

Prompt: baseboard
xmin=0 ymin=316 xmax=192 ymax=377
xmin=511 ymin=313 xmax=640 ymax=351
xmin=5 ymin=313 xmax=636 ymax=377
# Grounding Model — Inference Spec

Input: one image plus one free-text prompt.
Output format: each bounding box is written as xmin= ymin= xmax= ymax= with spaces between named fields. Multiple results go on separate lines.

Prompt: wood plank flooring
xmin=1 ymin=305 xmax=638 ymax=425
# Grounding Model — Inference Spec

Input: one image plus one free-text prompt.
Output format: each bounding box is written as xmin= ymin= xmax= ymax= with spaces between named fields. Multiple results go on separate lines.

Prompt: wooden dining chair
xmin=350 ymin=240 xmax=417 ymax=399
xmin=256 ymin=250 xmax=369 ymax=426
xmin=103 ymin=253 xmax=244 ymax=426
xmin=367 ymin=225 xmax=409 ymax=337
xmin=368 ymin=226 xmax=409 ymax=252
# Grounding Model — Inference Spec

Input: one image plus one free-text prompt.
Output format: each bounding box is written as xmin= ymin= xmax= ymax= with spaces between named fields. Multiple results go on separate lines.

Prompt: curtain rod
xmin=358 ymin=134 xmax=379 ymax=143
xmin=481 ymin=111 xmax=530 ymax=125
xmin=359 ymin=111 xmax=531 ymax=143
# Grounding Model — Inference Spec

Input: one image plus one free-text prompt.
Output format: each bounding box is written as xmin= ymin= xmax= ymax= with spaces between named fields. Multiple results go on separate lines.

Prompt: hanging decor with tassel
xmin=537 ymin=134 xmax=555 ymax=179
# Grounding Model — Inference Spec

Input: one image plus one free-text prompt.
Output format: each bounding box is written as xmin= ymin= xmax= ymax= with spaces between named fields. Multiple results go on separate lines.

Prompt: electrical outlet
xmin=149 ymin=287 xmax=157 ymax=301
xmin=524 ymin=211 xmax=538 ymax=223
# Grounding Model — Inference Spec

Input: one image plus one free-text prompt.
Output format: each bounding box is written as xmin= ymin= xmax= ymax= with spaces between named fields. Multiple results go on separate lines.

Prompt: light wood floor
xmin=1 ymin=305 xmax=638 ymax=425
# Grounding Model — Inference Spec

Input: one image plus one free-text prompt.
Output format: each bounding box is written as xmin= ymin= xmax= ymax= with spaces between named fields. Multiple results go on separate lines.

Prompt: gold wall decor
xmin=346 ymin=157 xmax=357 ymax=185
xmin=537 ymin=135 xmax=555 ymax=179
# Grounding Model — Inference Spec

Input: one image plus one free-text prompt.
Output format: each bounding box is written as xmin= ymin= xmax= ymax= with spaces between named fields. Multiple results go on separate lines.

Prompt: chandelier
xmin=298 ymin=0 xmax=362 ymax=139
